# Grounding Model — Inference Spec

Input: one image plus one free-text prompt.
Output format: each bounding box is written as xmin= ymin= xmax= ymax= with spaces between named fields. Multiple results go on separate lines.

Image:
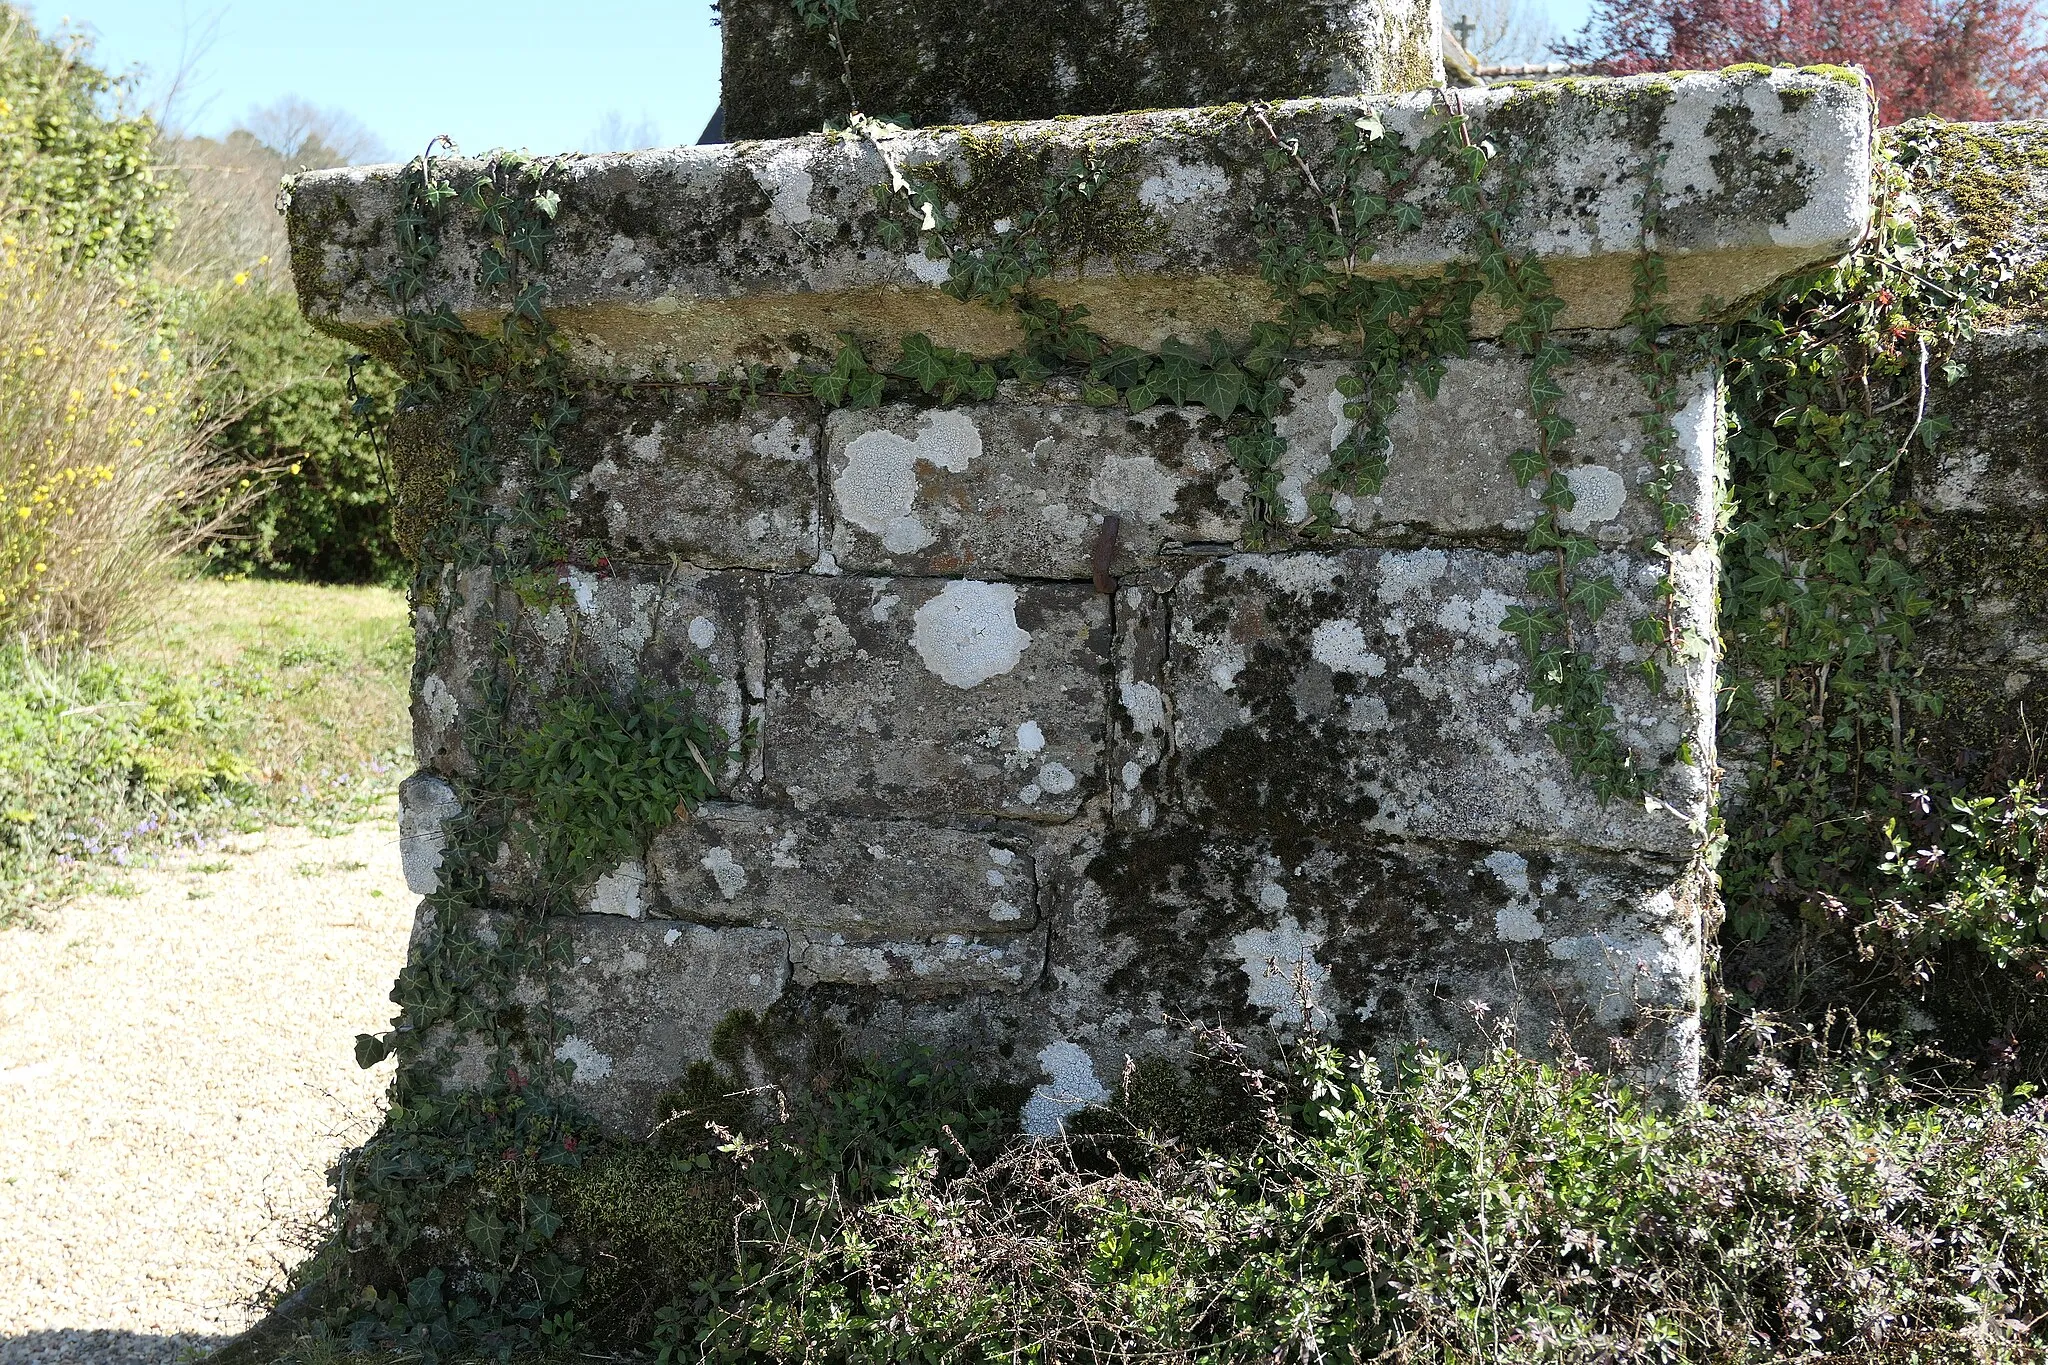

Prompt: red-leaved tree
xmin=1557 ymin=0 xmax=2048 ymax=121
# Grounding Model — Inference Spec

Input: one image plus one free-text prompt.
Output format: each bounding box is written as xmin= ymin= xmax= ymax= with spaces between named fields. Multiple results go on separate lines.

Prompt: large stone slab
xmin=561 ymin=392 xmax=822 ymax=571
xmin=759 ymin=575 xmax=1112 ymax=822
xmin=1080 ymin=827 xmax=1707 ymax=1093
xmin=287 ymin=70 xmax=1873 ymax=374
xmin=1156 ymin=549 xmax=1715 ymax=856
xmin=547 ymin=917 xmax=790 ymax=1136
xmin=824 ymin=400 xmax=1238 ymax=578
xmin=719 ymin=0 xmax=1444 ymax=142
xmin=1274 ymin=351 xmax=1721 ymax=547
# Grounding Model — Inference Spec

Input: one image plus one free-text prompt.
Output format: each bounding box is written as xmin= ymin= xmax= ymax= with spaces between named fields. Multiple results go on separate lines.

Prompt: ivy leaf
xmin=1508 ymin=446 xmax=1545 ymax=487
xmin=353 ymin=1033 xmax=391 ymax=1069
xmin=1502 ymin=605 xmax=1554 ymax=655
xmin=1568 ymin=572 xmax=1623 ymax=621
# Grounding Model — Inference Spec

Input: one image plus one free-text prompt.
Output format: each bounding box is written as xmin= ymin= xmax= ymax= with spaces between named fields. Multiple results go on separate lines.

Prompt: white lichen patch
xmin=756 ymin=145 xmax=816 ymax=227
xmin=910 ymin=580 xmax=1031 ymax=689
xmin=398 ymin=774 xmax=461 ymax=895
xmin=1035 ymin=761 xmax=1076 ymax=795
xmin=748 ymin=413 xmax=814 ymax=462
xmin=420 ymin=674 xmax=459 ymax=741
xmin=1137 ymin=157 xmax=1228 ymax=208
xmin=561 ymin=567 xmax=599 ymax=615
xmin=1119 ymin=680 xmax=1167 ymax=733
xmin=586 ymin=860 xmax=647 ymax=919
xmin=1231 ymin=915 xmax=1330 ymax=1029
xmin=554 ymin=1035 xmax=614 ymax=1084
xmin=1016 ymin=720 xmax=1046 ymax=753
xmin=1310 ymin=620 xmax=1386 ymax=676
xmin=1022 ymin=1040 xmax=1110 ymax=1136
xmin=688 ymin=615 xmax=718 ymax=649
xmin=1375 ymin=550 xmax=1449 ymax=601
xmin=700 ymin=846 xmax=750 ymax=900
xmin=1558 ymin=464 xmax=1627 ymax=531
xmin=1485 ymin=851 xmax=1544 ymax=943
xmin=834 ymin=410 xmax=982 ymax=554
xmin=1087 ymin=453 xmax=1181 ymax=520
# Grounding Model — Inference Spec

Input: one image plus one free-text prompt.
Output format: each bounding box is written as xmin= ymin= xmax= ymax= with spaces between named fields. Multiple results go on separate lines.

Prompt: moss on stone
xmin=1903 ymin=122 xmax=2048 ymax=311
xmin=718 ymin=0 xmax=1441 ymax=142
xmin=1797 ymin=64 xmax=1867 ymax=87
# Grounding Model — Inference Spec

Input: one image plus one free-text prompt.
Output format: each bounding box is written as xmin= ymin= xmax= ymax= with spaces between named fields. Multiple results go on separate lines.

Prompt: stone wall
xmin=295 ymin=68 xmax=1874 ymax=1138
xmin=1903 ymin=124 xmax=2048 ymax=788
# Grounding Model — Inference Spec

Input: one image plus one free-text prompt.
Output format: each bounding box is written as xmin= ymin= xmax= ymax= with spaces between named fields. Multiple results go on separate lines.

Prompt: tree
xmin=238 ymin=96 xmax=387 ymax=169
xmin=582 ymin=109 xmax=662 ymax=154
xmin=1558 ymin=0 xmax=2048 ymax=121
xmin=0 ymin=5 xmax=172 ymax=274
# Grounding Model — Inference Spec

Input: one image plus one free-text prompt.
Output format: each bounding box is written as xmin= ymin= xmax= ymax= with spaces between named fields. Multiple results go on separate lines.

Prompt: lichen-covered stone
xmin=719 ymin=0 xmax=1445 ymax=142
xmin=824 ymin=399 xmax=1237 ymax=578
xmin=287 ymin=70 xmax=1873 ymax=375
xmin=1080 ymin=829 xmax=1707 ymax=1093
xmin=546 ymin=917 xmax=791 ymax=1136
xmin=1274 ymin=350 xmax=1721 ymax=545
xmin=1906 ymin=121 xmax=2048 ymax=309
xmin=647 ymin=804 xmax=1038 ymax=935
xmin=1159 ymin=549 xmax=1715 ymax=856
xmin=758 ymin=575 xmax=1112 ymax=822
xmin=561 ymin=393 xmax=822 ymax=571
xmin=398 ymin=773 xmax=461 ymax=895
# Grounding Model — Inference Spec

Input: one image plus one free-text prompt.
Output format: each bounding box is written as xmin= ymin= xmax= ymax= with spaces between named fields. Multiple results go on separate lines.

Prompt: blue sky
xmin=27 ymin=0 xmax=1595 ymax=162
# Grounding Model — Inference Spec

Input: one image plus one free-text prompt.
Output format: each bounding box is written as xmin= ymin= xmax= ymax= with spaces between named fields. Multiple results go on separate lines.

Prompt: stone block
xmin=760 ymin=575 xmax=1112 ymax=822
xmin=547 ymin=917 xmax=791 ymax=1136
xmin=1083 ymin=827 xmax=1706 ymax=1092
xmin=398 ymin=773 xmax=461 ymax=895
xmin=824 ymin=400 xmax=1238 ymax=578
xmin=647 ymin=805 xmax=1038 ymax=935
xmin=561 ymin=392 xmax=821 ymax=571
xmin=1158 ymin=549 xmax=1714 ymax=856
xmin=288 ymin=70 xmax=1872 ymax=375
xmin=1910 ymin=327 xmax=2048 ymax=515
xmin=1273 ymin=350 xmax=1721 ymax=546
xmin=719 ymin=0 xmax=1444 ymax=142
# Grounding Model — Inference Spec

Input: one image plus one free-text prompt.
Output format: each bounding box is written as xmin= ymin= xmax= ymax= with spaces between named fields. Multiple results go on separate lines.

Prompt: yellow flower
xmin=233 ymin=271 xmax=250 ymax=287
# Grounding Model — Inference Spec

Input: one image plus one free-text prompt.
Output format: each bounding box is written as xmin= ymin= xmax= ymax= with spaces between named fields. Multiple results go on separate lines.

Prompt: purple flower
xmin=111 ymin=846 xmax=129 ymax=866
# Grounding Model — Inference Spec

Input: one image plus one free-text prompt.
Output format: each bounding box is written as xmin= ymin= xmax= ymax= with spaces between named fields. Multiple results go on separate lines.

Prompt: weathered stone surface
xmin=759 ymin=575 xmax=1112 ymax=822
xmin=824 ymin=400 xmax=1238 ymax=578
xmin=398 ymin=773 xmax=461 ymax=895
xmin=647 ymin=804 xmax=1038 ymax=935
xmin=1274 ymin=351 xmax=1721 ymax=546
xmin=546 ymin=917 xmax=790 ymax=1136
xmin=1157 ymin=549 xmax=1715 ymax=856
xmin=1911 ymin=328 xmax=2048 ymax=515
xmin=1079 ymin=829 xmax=1707 ymax=1093
xmin=1909 ymin=121 xmax=2048 ymax=306
xmin=561 ymin=393 xmax=821 ymax=571
xmin=720 ymin=0 xmax=1445 ymax=142
xmin=288 ymin=70 xmax=1873 ymax=374
xmin=414 ymin=564 xmax=756 ymax=778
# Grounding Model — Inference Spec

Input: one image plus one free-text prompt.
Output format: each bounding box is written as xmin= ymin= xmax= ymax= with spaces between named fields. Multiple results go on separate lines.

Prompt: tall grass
xmin=0 ymin=222 xmax=230 ymax=643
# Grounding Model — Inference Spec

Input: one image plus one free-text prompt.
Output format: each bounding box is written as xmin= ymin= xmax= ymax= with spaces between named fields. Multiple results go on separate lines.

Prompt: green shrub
xmin=712 ymin=1036 xmax=2048 ymax=1365
xmin=312 ymin=1028 xmax=2048 ymax=1365
xmin=0 ymin=5 xmax=172 ymax=273
xmin=0 ymin=226 xmax=222 ymax=643
xmin=182 ymin=282 xmax=403 ymax=584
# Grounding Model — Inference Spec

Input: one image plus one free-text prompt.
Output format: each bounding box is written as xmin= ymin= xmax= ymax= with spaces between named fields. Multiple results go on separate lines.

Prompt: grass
xmin=0 ymin=574 xmax=412 ymax=924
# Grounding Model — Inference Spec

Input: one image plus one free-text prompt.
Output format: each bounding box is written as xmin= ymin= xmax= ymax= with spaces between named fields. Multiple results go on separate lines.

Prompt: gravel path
xmin=0 ymin=820 xmax=416 ymax=1364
